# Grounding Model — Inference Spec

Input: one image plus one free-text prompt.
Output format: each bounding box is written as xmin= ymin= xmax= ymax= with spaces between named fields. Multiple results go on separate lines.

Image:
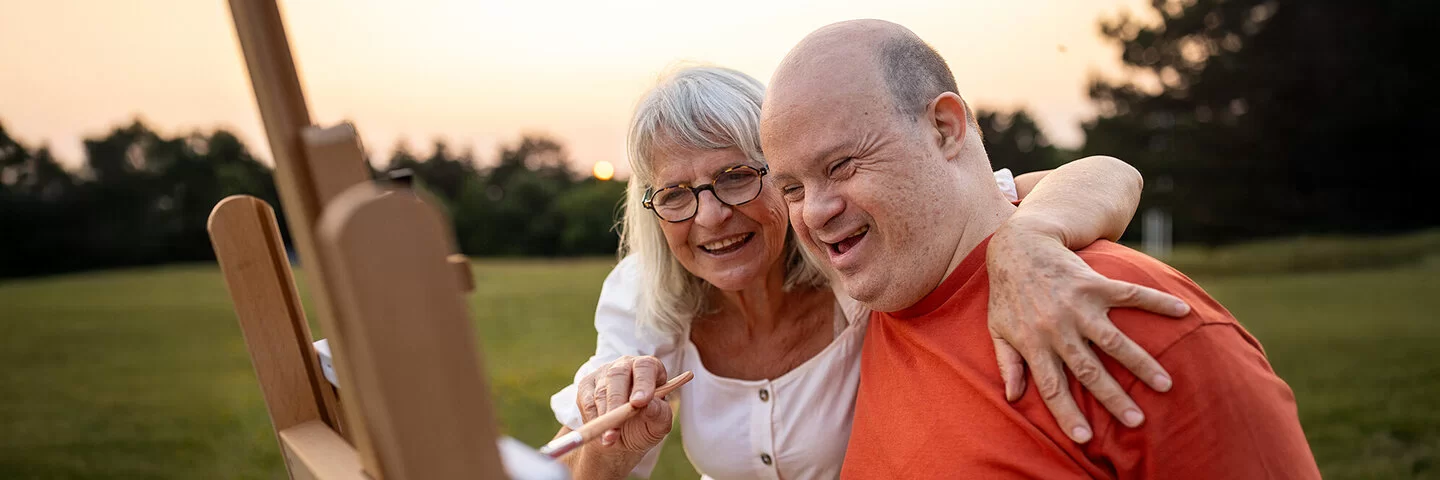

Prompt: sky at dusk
xmin=0 ymin=0 xmax=1155 ymax=177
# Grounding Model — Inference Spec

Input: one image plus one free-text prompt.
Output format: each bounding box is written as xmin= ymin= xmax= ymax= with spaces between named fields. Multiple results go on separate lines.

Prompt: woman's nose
xmin=692 ymin=190 xmax=732 ymax=227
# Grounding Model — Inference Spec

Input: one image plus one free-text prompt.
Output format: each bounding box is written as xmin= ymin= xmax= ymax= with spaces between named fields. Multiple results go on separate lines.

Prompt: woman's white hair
xmin=619 ymin=65 xmax=829 ymax=336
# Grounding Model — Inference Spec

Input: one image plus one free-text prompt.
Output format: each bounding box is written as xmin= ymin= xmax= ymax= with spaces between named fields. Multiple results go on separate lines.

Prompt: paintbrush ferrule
xmin=539 ymin=430 xmax=583 ymax=459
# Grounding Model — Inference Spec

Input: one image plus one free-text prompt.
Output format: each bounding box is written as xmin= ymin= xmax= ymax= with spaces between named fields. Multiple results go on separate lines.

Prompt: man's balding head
xmin=771 ymin=20 xmax=959 ymax=120
xmin=760 ymin=19 xmax=1010 ymax=312
xmin=878 ymin=33 xmax=961 ymax=120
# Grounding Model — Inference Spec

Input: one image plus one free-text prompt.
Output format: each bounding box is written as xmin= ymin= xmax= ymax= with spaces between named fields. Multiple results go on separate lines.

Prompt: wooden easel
xmin=206 ymin=1 xmax=562 ymax=478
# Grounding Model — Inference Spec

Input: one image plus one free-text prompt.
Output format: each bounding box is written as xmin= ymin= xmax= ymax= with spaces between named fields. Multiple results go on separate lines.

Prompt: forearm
xmin=1009 ymin=156 xmax=1143 ymax=248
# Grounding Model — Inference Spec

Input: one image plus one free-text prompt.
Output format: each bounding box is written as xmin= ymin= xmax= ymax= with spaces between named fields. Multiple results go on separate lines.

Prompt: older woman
xmin=550 ymin=66 xmax=1188 ymax=479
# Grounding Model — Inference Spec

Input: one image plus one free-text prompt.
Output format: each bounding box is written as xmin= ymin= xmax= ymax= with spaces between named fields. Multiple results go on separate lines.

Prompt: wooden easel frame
xmin=207 ymin=1 xmax=549 ymax=478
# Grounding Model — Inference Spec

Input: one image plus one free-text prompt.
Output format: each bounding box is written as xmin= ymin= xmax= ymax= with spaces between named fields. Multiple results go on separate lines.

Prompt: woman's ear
xmin=927 ymin=92 xmax=969 ymax=162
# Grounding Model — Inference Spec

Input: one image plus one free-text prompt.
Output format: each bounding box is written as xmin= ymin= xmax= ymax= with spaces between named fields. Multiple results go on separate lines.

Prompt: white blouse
xmin=549 ymin=170 xmax=1018 ymax=479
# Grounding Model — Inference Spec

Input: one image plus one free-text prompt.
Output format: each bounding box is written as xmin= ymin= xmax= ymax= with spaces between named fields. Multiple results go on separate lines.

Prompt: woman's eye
xmin=655 ymin=189 xmax=688 ymax=205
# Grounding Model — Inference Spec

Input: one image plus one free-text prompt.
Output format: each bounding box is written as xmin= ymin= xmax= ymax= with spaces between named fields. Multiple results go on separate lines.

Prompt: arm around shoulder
xmin=1009 ymin=155 xmax=1143 ymax=246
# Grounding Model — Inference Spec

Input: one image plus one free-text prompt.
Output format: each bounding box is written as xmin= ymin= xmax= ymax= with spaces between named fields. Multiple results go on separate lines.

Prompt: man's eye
xmin=781 ymin=184 xmax=804 ymax=200
xmin=829 ymin=158 xmax=854 ymax=177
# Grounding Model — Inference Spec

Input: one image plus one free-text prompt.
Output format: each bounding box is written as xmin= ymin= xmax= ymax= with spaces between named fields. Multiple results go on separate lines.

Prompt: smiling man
xmin=760 ymin=19 xmax=1321 ymax=479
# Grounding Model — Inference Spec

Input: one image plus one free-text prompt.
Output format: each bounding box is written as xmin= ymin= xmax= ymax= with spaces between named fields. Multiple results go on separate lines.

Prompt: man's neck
xmin=941 ymin=192 xmax=1017 ymax=283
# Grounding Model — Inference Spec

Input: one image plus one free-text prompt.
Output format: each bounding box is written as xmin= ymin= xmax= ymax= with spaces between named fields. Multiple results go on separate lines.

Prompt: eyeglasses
xmin=643 ymin=164 xmax=768 ymax=223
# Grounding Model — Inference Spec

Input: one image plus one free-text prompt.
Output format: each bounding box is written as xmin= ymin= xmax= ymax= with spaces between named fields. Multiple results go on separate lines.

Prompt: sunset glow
xmin=0 ymin=0 xmax=1155 ymax=179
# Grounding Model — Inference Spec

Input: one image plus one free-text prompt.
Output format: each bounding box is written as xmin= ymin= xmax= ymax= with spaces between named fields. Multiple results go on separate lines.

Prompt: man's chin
xmin=842 ymin=276 xmax=921 ymax=313
xmin=838 ymin=274 xmax=881 ymax=306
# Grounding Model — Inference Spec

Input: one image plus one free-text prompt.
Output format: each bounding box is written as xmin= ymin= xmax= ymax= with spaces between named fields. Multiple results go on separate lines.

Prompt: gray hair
xmin=619 ymin=65 xmax=829 ymax=336
xmin=876 ymin=34 xmax=982 ymax=137
xmin=879 ymin=35 xmax=959 ymax=120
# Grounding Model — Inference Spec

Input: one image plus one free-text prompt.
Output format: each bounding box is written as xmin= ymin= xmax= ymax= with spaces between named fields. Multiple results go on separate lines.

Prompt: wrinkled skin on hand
xmin=987 ymin=222 xmax=1191 ymax=443
xmin=574 ymin=355 xmax=673 ymax=453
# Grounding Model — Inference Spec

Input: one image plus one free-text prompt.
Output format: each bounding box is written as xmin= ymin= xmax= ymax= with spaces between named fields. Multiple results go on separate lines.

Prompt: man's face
xmin=761 ymin=66 xmax=966 ymax=312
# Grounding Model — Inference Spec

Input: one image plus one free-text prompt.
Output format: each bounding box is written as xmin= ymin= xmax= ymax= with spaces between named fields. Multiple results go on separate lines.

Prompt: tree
xmin=976 ymin=108 xmax=1062 ymax=175
xmin=2 ymin=126 xmax=76 ymax=202
xmin=453 ymin=135 xmax=583 ymax=256
xmin=0 ymin=116 xmax=626 ymax=277
xmin=492 ymin=135 xmax=576 ymax=186
xmin=401 ymin=140 xmax=479 ymax=205
xmin=1 ymin=125 xmax=87 ymax=276
xmin=1082 ymin=0 xmax=1439 ymax=243
xmin=0 ymin=117 xmax=291 ymax=277
xmin=554 ymin=178 xmax=627 ymax=255
xmin=383 ymin=141 xmax=422 ymax=173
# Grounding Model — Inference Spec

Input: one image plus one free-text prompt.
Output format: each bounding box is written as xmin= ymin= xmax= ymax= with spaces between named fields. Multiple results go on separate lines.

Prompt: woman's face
xmin=649 ymin=144 xmax=789 ymax=292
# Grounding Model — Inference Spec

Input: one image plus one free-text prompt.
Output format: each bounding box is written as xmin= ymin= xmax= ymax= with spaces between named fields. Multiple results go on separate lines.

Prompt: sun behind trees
xmin=0 ymin=119 xmax=626 ymax=278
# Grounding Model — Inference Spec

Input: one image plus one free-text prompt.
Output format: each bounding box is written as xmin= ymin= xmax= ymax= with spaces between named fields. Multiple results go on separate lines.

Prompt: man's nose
xmin=802 ymin=187 xmax=844 ymax=233
xmin=693 ymin=190 xmax=732 ymax=228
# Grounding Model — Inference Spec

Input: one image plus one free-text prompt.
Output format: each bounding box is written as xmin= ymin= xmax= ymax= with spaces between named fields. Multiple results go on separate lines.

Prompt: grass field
xmin=1 ymin=236 xmax=1438 ymax=479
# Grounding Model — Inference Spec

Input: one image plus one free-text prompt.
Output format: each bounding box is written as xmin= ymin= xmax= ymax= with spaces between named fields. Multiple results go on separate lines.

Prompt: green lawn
xmin=1 ymin=252 xmax=1437 ymax=478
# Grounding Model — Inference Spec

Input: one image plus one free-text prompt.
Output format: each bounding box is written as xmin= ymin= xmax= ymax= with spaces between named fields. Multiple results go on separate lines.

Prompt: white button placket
xmin=750 ymin=379 xmax=781 ymax=480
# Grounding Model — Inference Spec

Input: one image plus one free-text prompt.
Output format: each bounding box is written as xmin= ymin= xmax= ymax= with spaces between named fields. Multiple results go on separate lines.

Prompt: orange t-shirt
xmin=841 ymin=238 xmax=1320 ymax=479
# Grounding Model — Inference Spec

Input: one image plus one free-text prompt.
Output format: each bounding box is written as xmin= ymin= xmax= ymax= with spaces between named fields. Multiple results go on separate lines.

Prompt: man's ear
xmin=926 ymin=92 xmax=968 ymax=162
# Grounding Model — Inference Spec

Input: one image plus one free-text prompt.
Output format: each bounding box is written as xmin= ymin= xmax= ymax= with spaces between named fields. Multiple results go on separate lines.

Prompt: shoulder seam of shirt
xmin=1079 ymin=246 xmax=1236 ymax=330
xmin=1091 ymin=322 xmax=1253 ymax=443
xmin=1078 ymin=247 xmax=1199 ymax=291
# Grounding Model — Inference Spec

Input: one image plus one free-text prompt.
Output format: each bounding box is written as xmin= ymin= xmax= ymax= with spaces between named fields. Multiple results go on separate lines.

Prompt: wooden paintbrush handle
xmin=654 ymin=370 xmax=693 ymax=398
xmin=539 ymin=371 xmax=695 ymax=458
xmin=576 ymin=371 xmax=694 ymax=441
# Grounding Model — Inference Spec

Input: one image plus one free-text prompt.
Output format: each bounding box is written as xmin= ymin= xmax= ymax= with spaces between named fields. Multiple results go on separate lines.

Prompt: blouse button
xmin=761 ymin=453 xmax=773 ymax=465
xmin=759 ymin=389 xmax=770 ymax=402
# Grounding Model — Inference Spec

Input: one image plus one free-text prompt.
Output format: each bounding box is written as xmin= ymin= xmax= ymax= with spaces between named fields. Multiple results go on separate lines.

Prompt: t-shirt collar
xmin=887 ymin=234 xmax=995 ymax=319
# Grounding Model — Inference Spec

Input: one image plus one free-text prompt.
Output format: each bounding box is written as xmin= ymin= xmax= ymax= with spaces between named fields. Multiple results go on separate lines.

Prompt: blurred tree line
xmin=7 ymin=0 xmax=1438 ymax=275
xmin=0 ymin=120 xmax=625 ymax=278
xmin=977 ymin=108 xmax=1066 ymax=177
xmin=1082 ymin=0 xmax=1438 ymax=244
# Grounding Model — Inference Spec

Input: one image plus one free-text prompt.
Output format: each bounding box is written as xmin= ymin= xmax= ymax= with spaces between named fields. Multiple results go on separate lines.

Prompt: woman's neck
xmin=713 ymin=259 xmax=791 ymax=335
xmin=691 ymin=260 xmax=836 ymax=381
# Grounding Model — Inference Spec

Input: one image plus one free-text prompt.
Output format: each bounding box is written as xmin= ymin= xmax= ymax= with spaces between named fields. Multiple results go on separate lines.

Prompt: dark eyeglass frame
xmin=643 ymin=164 xmax=769 ymax=223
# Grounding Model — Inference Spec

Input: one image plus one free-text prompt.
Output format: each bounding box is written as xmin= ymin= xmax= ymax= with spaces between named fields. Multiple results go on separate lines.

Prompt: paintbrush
xmin=539 ymin=371 xmax=694 ymax=459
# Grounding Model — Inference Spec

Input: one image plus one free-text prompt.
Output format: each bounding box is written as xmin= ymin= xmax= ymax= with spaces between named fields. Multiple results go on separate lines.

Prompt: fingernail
xmin=1072 ymin=426 xmax=1092 ymax=443
xmin=1123 ymin=409 xmax=1144 ymax=427
xmin=1173 ymin=301 xmax=1190 ymax=315
xmin=1154 ymin=374 xmax=1173 ymax=391
xmin=631 ymin=391 xmax=646 ymax=402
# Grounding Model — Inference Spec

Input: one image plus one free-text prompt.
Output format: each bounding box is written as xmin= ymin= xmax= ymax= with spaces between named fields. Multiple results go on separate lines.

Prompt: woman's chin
xmin=698 ymin=270 xmax=759 ymax=291
xmin=694 ymin=262 xmax=770 ymax=292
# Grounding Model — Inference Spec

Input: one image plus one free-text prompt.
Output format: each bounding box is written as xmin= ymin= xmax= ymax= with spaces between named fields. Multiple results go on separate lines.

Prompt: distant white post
xmin=1142 ymin=207 xmax=1172 ymax=259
